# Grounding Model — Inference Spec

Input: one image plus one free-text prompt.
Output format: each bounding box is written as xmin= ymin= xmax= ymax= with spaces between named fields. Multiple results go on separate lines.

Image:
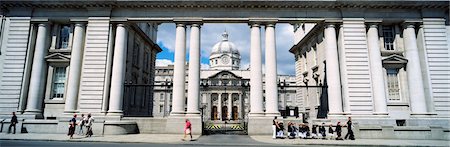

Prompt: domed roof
xmin=210 ymin=31 xmax=240 ymax=55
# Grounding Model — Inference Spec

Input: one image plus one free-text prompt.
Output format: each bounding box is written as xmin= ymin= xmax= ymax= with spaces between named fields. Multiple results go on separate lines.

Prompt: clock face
xmin=221 ymin=56 xmax=229 ymax=64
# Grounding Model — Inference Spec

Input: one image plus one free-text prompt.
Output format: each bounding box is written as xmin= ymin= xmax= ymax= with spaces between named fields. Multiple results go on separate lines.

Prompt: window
xmin=144 ymin=50 xmax=149 ymax=71
xmin=160 ymin=93 xmax=164 ymax=102
xmin=160 ymin=105 xmax=163 ymax=113
xmin=386 ymin=69 xmax=401 ymax=101
xmin=58 ymin=25 xmax=71 ymax=49
xmin=382 ymin=26 xmax=395 ymax=50
xmin=51 ymin=67 xmax=67 ymax=99
xmin=132 ymin=41 xmax=140 ymax=66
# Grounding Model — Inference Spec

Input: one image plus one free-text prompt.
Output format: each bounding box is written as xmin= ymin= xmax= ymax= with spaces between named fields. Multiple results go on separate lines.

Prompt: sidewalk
xmin=1 ymin=133 xmax=449 ymax=146
xmin=0 ymin=133 xmax=200 ymax=144
xmin=250 ymin=135 xmax=450 ymax=146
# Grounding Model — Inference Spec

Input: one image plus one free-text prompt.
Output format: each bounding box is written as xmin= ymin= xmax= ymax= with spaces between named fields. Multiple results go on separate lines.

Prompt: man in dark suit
xmin=8 ymin=112 xmax=18 ymax=134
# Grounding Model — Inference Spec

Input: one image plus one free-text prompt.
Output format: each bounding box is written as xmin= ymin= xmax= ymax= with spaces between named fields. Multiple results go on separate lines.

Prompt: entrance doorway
xmin=222 ymin=106 xmax=228 ymax=121
xmin=232 ymin=106 xmax=238 ymax=120
xmin=212 ymin=106 xmax=218 ymax=120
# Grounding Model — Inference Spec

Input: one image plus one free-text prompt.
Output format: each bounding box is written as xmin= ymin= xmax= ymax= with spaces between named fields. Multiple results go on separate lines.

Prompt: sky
xmin=155 ymin=23 xmax=296 ymax=75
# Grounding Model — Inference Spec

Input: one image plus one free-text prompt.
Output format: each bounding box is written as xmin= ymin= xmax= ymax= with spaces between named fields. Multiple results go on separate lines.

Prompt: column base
xmin=63 ymin=110 xmax=79 ymax=114
xmin=248 ymin=112 xmax=265 ymax=117
xmin=373 ymin=112 xmax=389 ymax=115
xmin=169 ymin=111 xmax=186 ymax=117
xmin=410 ymin=112 xmax=437 ymax=118
xmin=185 ymin=111 xmax=201 ymax=117
xmin=265 ymin=112 xmax=280 ymax=117
xmin=107 ymin=110 xmax=123 ymax=117
xmin=23 ymin=110 xmax=43 ymax=119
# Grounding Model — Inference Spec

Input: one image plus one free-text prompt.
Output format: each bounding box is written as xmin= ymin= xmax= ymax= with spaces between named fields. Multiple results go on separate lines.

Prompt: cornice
xmin=1 ymin=1 xmax=448 ymax=10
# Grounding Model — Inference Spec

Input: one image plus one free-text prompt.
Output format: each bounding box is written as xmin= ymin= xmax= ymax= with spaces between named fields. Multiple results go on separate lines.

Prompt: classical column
xmin=25 ymin=23 xmax=49 ymax=114
xmin=367 ymin=24 xmax=389 ymax=115
xmin=403 ymin=23 xmax=427 ymax=114
xmin=324 ymin=24 xmax=343 ymax=115
xmin=238 ymin=93 xmax=242 ymax=119
xmin=265 ymin=23 xmax=280 ymax=116
xmin=171 ymin=23 xmax=187 ymax=116
xmin=187 ymin=24 xmax=201 ymax=116
xmin=228 ymin=94 xmax=232 ymax=120
xmin=108 ymin=24 xmax=128 ymax=115
xmin=249 ymin=23 xmax=264 ymax=116
xmin=218 ymin=93 xmax=222 ymax=120
xmin=64 ymin=23 xmax=86 ymax=113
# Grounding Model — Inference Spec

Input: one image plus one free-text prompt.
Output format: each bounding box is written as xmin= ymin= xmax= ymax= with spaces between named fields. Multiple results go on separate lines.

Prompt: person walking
xmin=183 ymin=119 xmax=192 ymax=141
xmin=344 ymin=117 xmax=355 ymax=140
xmin=85 ymin=113 xmax=94 ymax=137
xmin=319 ymin=123 xmax=326 ymax=139
xmin=67 ymin=114 xmax=77 ymax=139
xmin=7 ymin=112 xmax=18 ymax=134
xmin=272 ymin=116 xmax=280 ymax=139
xmin=336 ymin=122 xmax=343 ymax=140
xmin=328 ymin=123 xmax=335 ymax=140
xmin=311 ymin=125 xmax=318 ymax=139
xmin=78 ymin=114 xmax=86 ymax=135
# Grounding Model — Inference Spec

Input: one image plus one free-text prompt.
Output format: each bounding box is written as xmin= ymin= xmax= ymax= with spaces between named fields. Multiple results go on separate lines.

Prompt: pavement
xmin=1 ymin=133 xmax=449 ymax=146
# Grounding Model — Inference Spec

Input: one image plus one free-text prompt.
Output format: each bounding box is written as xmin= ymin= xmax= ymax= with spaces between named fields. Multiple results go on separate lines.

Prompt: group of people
xmin=68 ymin=113 xmax=94 ymax=139
xmin=272 ymin=116 xmax=355 ymax=140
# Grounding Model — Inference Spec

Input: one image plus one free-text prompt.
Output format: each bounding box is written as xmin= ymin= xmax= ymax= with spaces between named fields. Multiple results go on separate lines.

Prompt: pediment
xmin=45 ymin=53 xmax=71 ymax=62
xmin=382 ymin=54 xmax=408 ymax=64
xmin=208 ymin=70 xmax=242 ymax=79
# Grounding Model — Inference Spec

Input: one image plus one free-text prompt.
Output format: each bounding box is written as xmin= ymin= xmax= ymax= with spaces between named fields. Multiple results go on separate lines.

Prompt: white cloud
xmin=155 ymin=59 xmax=174 ymax=67
xmin=201 ymin=63 xmax=210 ymax=69
xmin=157 ymin=23 xmax=296 ymax=75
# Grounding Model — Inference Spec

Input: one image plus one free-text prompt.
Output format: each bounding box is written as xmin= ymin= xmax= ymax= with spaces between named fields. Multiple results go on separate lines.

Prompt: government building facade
xmin=0 ymin=0 xmax=449 ymax=140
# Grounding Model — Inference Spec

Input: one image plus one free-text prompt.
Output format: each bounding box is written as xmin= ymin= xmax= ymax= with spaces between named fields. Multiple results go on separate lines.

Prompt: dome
xmin=210 ymin=31 xmax=240 ymax=55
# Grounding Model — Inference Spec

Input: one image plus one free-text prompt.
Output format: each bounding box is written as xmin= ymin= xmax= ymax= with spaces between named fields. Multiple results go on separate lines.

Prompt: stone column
xmin=367 ymin=24 xmax=389 ymax=115
xmin=171 ymin=23 xmax=187 ymax=116
xmin=64 ymin=23 xmax=86 ymax=113
xmin=218 ymin=93 xmax=222 ymax=120
xmin=26 ymin=24 xmax=47 ymax=114
xmin=187 ymin=23 xmax=201 ymax=116
xmin=324 ymin=24 xmax=343 ymax=115
xmin=403 ymin=23 xmax=427 ymax=114
xmin=239 ymin=93 xmax=243 ymax=119
xmin=25 ymin=23 xmax=49 ymax=114
xmin=265 ymin=23 xmax=280 ymax=116
xmin=108 ymin=24 xmax=128 ymax=115
xmin=228 ymin=94 xmax=232 ymax=120
xmin=249 ymin=23 xmax=264 ymax=116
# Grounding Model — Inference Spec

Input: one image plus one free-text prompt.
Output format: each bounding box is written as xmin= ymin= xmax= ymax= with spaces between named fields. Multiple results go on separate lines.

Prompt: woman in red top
xmin=183 ymin=119 xmax=192 ymax=141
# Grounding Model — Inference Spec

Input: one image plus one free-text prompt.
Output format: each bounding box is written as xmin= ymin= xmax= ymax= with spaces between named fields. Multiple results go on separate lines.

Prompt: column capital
xmin=367 ymin=23 xmax=379 ymax=28
xmin=265 ymin=23 xmax=276 ymax=28
xmin=37 ymin=23 xmax=48 ymax=27
xmin=74 ymin=23 xmax=86 ymax=27
xmin=190 ymin=23 xmax=202 ymax=28
xmin=175 ymin=23 xmax=186 ymax=28
xmin=402 ymin=22 xmax=416 ymax=29
xmin=324 ymin=23 xmax=336 ymax=28
xmin=249 ymin=23 xmax=260 ymax=28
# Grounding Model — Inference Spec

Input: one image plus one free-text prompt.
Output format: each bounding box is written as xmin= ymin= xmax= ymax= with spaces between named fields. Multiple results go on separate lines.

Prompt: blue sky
xmin=156 ymin=23 xmax=296 ymax=75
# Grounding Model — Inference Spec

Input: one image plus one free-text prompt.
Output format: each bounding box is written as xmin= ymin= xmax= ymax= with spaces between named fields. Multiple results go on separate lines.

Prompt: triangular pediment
xmin=45 ymin=53 xmax=71 ymax=61
xmin=382 ymin=54 xmax=408 ymax=64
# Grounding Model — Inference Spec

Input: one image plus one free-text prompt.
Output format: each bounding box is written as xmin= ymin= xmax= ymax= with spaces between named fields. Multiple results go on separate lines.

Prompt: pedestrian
xmin=319 ymin=123 xmax=326 ymax=139
xmin=78 ymin=114 xmax=86 ymax=135
xmin=183 ymin=119 xmax=192 ymax=141
xmin=311 ymin=125 xmax=318 ymax=139
xmin=277 ymin=121 xmax=285 ymax=139
xmin=67 ymin=114 xmax=77 ymax=139
xmin=7 ymin=112 xmax=18 ymax=134
xmin=287 ymin=122 xmax=297 ymax=139
xmin=344 ymin=117 xmax=355 ymax=140
xmin=336 ymin=122 xmax=343 ymax=140
xmin=272 ymin=116 xmax=279 ymax=139
xmin=328 ymin=123 xmax=335 ymax=140
xmin=298 ymin=123 xmax=307 ymax=139
xmin=85 ymin=113 xmax=94 ymax=137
